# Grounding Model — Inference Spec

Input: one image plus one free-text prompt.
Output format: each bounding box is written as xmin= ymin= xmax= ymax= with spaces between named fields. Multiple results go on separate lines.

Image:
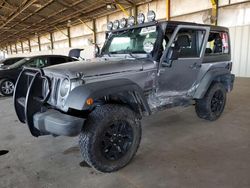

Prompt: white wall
xmin=230 ymin=25 xmax=250 ymax=77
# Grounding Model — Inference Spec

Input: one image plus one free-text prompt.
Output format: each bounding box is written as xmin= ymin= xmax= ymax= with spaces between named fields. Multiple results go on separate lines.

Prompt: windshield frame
xmin=101 ymin=22 xmax=161 ymax=58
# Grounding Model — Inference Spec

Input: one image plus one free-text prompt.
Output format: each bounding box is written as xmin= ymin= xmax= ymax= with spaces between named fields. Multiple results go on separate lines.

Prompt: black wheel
xmin=79 ymin=104 xmax=141 ymax=173
xmin=195 ymin=83 xmax=227 ymax=121
xmin=0 ymin=79 xmax=15 ymax=96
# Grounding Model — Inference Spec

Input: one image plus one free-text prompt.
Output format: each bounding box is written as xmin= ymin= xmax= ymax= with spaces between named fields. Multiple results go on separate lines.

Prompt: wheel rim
xmin=211 ymin=90 xmax=224 ymax=115
xmin=100 ymin=121 xmax=133 ymax=161
xmin=1 ymin=81 xmax=14 ymax=95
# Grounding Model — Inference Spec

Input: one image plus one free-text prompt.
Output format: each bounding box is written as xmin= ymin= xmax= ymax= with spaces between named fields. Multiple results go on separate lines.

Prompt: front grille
xmin=44 ymin=75 xmax=61 ymax=106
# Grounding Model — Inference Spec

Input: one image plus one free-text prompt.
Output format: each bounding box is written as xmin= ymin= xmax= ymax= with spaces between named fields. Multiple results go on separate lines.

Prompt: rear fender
xmin=194 ymin=68 xmax=235 ymax=99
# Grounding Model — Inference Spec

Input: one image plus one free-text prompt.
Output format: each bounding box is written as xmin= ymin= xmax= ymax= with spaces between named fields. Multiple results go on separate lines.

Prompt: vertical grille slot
xmin=43 ymin=75 xmax=61 ymax=106
xmin=53 ymin=78 xmax=60 ymax=105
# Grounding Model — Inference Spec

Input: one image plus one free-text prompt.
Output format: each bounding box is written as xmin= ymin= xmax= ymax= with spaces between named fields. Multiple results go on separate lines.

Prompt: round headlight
xmin=113 ymin=20 xmax=119 ymax=30
xmin=107 ymin=21 xmax=113 ymax=31
xmin=120 ymin=18 xmax=127 ymax=28
xmin=137 ymin=13 xmax=145 ymax=24
xmin=60 ymin=79 xmax=70 ymax=97
xmin=128 ymin=16 xmax=135 ymax=27
xmin=147 ymin=10 xmax=156 ymax=22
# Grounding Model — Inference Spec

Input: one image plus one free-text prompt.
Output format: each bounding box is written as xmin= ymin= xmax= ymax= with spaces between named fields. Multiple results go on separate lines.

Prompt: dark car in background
xmin=0 ymin=57 xmax=25 ymax=68
xmin=0 ymin=55 xmax=78 ymax=96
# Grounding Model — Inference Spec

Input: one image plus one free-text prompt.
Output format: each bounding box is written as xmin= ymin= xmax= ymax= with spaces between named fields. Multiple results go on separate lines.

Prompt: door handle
xmin=190 ymin=63 xmax=201 ymax=69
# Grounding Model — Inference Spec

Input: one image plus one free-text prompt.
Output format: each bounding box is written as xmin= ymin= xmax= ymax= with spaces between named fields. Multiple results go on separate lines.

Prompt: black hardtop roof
xmin=163 ymin=20 xmax=229 ymax=32
xmin=108 ymin=20 xmax=229 ymax=33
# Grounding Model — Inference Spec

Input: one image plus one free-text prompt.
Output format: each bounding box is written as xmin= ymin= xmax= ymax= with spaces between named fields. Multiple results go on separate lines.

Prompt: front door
xmin=158 ymin=25 xmax=209 ymax=95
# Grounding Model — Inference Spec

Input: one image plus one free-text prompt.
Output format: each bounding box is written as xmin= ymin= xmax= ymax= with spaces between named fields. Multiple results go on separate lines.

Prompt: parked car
xmin=0 ymin=57 xmax=25 ymax=68
xmin=14 ymin=11 xmax=234 ymax=172
xmin=0 ymin=55 xmax=77 ymax=96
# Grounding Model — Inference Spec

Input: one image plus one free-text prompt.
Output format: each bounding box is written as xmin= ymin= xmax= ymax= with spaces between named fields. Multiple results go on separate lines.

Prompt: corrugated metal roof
xmin=0 ymin=0 xmax=147 ymax=48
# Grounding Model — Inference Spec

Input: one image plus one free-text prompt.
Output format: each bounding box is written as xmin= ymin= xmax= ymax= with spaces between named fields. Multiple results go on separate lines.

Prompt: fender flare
xmin=193 ymin=68 xmax=235 ymax=99
xmin=65 ymin=78 xmax=151 ymax=115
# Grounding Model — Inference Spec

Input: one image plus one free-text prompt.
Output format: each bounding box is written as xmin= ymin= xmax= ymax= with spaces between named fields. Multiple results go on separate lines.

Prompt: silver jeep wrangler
xmin=14 ymin=11 xmax=234 ymax=172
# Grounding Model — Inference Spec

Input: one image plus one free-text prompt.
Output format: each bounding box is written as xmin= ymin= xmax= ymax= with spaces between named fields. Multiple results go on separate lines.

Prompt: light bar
xmin=106 ymin=11 xmax=157 ymax=31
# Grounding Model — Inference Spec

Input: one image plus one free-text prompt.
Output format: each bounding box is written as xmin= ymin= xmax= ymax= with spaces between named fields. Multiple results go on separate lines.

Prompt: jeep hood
xmin=44 ymin=59 xmax=146 ymax=78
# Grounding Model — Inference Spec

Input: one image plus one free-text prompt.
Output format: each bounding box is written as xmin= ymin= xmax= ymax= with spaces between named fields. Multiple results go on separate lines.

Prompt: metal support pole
xmin=132 ymin=4 xmax=138 ymax=23
xmin=166 ymin=0 xmax=171 ymax=20
xmin=67 ymin=27 xmax=72 ymax=48
xmin=50 ymin=32 xmax=54 ymax=50
xmin=10 ymin=44 xmax=13 ymax=54
xmin=92 ymin=19 xmax=97 ymax=44
xmin=21 ymin=41 xmax=24 ymax=53
xmin=28 ymin=39 xmax=31 ymax=52
xmin=211 ymin=0 xmax=219 ymax=25
xmin=216 ymin=0 xmax=219 ymax=25
xmin=15 ymin=43 xmax=18 ymax=54
xmin=38 ymin=36 xmax=41 ymax=51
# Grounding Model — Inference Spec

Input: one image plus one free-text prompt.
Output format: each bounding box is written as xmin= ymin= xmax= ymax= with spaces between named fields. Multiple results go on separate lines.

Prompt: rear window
xmin=205 ymin=31 xmax=229 ymax=56
xmin=49 ymin=57 xmax=68 ymax=65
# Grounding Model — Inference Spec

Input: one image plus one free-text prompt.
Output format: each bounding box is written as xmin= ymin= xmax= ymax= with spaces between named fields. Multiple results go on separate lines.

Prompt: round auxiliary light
xmin=127 ymin=16 xmax=135 ymax=27
xmin=107 ymin=21 xmax=113 ymax=31
xmin=137 ymin=13 xmax=145 ymax=24
xmin=120 ymin=18 xmax=127 ymax=28
xmin=113 ymin=20 xmax=120 ymax=30
xmin=147 ymin=10 xmax=156 ymax=22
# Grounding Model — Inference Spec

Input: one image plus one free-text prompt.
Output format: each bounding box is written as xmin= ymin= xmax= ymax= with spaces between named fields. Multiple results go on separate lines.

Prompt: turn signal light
xmin=86 ymin=98 xmax=94 ymax=106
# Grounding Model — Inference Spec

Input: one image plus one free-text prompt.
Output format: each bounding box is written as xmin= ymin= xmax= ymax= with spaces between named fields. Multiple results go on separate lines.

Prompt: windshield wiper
xmin=109 ymin=49 xmax=140 ymax=59
xmin=127 ymin=51 xmax=138 ymax=59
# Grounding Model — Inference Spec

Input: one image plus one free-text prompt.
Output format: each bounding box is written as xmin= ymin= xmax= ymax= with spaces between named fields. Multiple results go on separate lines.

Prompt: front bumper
xmin=34 ymin=110 xmax=84 ymax=136
xmin=14 ymin=68 xmax=85 ymax=137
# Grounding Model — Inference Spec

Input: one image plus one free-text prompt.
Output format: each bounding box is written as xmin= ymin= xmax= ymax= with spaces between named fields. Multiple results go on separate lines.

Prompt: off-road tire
xmin=79 ymin=104 xmax=141 ymax=173
xmin=195 ymin=83 xmax=227 ymax=121
xmin=0 ymin=79 xmax=15 ymax=96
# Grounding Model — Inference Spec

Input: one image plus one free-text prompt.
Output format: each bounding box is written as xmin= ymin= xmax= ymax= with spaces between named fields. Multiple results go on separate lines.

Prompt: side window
xmin=67 ymin=57 xmax=76 ymax=62
xmin=26 ymin=57 xmax=48 ymax=68
xmin=49 ymin=57 xmax=68 ymax=65
xmin=3 ymin=59 xmax=14 ymax=65
xmin=205 ymin=32 xmax=229 ymax=56
xmin=173 ymin=29 xmax=206 ymax=58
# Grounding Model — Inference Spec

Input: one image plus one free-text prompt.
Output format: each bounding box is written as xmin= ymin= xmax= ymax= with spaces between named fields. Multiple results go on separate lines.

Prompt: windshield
xmin=8 ymin=58 xmax=30 ymax=69
xmin=102 ymin=26 xmax=158 ymax=55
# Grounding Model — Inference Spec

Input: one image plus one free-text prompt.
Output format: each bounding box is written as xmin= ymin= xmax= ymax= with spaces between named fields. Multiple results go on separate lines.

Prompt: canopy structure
xmin=0 ymin=0 xmax=145 ymax=48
